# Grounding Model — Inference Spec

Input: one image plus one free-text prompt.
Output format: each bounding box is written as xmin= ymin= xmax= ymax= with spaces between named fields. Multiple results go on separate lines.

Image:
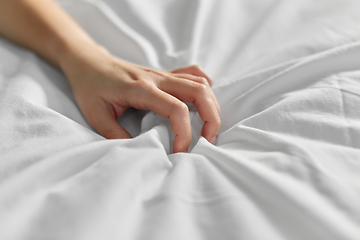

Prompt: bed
xmin=0 ymin=0 xmax=359 ymax=239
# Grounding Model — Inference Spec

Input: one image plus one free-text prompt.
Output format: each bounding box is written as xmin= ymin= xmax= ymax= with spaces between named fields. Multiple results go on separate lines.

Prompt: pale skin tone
xmin=0 ymin=0 xmax=221 ymax=153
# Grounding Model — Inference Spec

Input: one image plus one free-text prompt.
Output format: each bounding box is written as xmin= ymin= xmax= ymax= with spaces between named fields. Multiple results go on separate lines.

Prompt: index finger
xmin=127 ymin=86 xmax=192 ymax=153
xmin=158 ymin=77 xmax=221 ymax=144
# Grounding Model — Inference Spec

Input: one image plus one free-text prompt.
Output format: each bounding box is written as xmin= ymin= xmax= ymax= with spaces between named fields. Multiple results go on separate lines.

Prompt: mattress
xmin=0 ymin=0 xmax=360 ymax=239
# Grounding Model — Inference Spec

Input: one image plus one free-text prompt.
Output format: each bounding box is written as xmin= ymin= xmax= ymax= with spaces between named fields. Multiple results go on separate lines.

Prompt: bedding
xmin=0 ymin=0 xmax=360 ymax=239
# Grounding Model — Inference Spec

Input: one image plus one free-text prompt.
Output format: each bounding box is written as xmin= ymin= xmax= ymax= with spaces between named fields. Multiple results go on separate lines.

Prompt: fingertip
xmin=173 ymin=135 xmax=190 ymax=153
xmin=120 ymin=130 xmax=132 ymax=139
xmin=103 ymin=127 xmax=132 ymax=139
xmin=202 ymin=132 xmax=216 ymax=144
xmin=203 ymin=135 xmax=216 ymax=145
xmin=201 ymin=121 xmax=220 ymax=145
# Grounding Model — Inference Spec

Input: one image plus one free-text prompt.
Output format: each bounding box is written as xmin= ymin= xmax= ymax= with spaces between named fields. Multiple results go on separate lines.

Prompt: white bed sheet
xmin=0 ymin=0 xmax=360 ymax=239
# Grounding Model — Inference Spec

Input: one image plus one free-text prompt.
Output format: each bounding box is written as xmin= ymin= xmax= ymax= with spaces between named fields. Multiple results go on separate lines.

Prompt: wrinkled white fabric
xmin=0 ymin=0 xmax=360 ymax=239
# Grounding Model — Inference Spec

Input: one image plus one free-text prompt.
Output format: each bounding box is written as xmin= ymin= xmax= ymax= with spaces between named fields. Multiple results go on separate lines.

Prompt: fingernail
xmin=210 ymin=136 xmax=216 ymax=145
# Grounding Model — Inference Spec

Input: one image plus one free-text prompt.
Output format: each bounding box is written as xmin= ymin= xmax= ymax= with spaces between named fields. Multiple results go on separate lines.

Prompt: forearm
xmin=0 ymin=0 xmax=97 ymax=67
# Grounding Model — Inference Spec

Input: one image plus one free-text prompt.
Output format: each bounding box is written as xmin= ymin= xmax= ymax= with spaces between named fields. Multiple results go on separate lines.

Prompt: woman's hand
xmin=59 ymin=43 xmax=220 ymax=153
xmin=0 ymin=0 xmax=220 ymax=152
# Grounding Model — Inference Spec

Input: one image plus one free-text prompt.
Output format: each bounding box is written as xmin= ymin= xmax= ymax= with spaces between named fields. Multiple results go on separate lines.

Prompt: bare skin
xmin=0 ymin=0 xmax=221 ymax=153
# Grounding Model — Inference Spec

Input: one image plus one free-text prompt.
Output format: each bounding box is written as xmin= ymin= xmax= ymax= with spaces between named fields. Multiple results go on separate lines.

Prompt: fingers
xmin=158 ymin=76 xmax=221 ymax=145
xmin=127 ymin=85 xmax=192 ymax=153
xmin=171 ymin=73 xmax=220 ymax=114
xmin=172 ymin=73 xmax=210 ymax=87
xmin=84 ymin=101 xmax=131 ymax=139
xmin=170 ymin=65 xmax=213 ymax=86
xmin=129 ymin=86 xmax=191 ymax=153
xmin=80 ymin=63 xmax=219 ymax=154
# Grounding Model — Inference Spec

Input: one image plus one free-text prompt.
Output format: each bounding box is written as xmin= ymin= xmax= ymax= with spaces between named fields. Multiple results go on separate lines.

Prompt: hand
xmin=59 ymin=43 xmax=220 ymax=153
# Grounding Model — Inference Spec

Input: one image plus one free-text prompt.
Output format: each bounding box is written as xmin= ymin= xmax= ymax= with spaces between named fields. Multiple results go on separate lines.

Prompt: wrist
xmin=56 ymin=37 xmax=110 ymax=80
xmin=57 ymin=37 xmax=97 ymax=66
xmin=55 ymin=37 xmax=121 ymax=96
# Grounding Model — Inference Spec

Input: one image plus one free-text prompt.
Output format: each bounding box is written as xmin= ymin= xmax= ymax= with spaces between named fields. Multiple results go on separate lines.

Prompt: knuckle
xmin=191 ymin=65 xmax=200 ymax=70
xmin=214 ymin=118 xmax=222 ymax=128
xmin=196 ymin=76 xmax=208 ymax=85
xmin=172 ymin=101 xmax=189 ymax=114
xmin=194 ymin=82 xmax=208 ymax=94
xmin=133 ymin=77 xmax=147 ymax=85
xmin=213 ymin=116 xmax=221 ymax=129
xmin=132 ymin=78 xmax=153 ymax=90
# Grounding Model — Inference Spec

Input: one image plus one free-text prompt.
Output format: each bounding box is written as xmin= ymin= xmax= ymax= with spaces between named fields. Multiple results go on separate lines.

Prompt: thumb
xmin=85 ymin=102 xmax=132 ymax=139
